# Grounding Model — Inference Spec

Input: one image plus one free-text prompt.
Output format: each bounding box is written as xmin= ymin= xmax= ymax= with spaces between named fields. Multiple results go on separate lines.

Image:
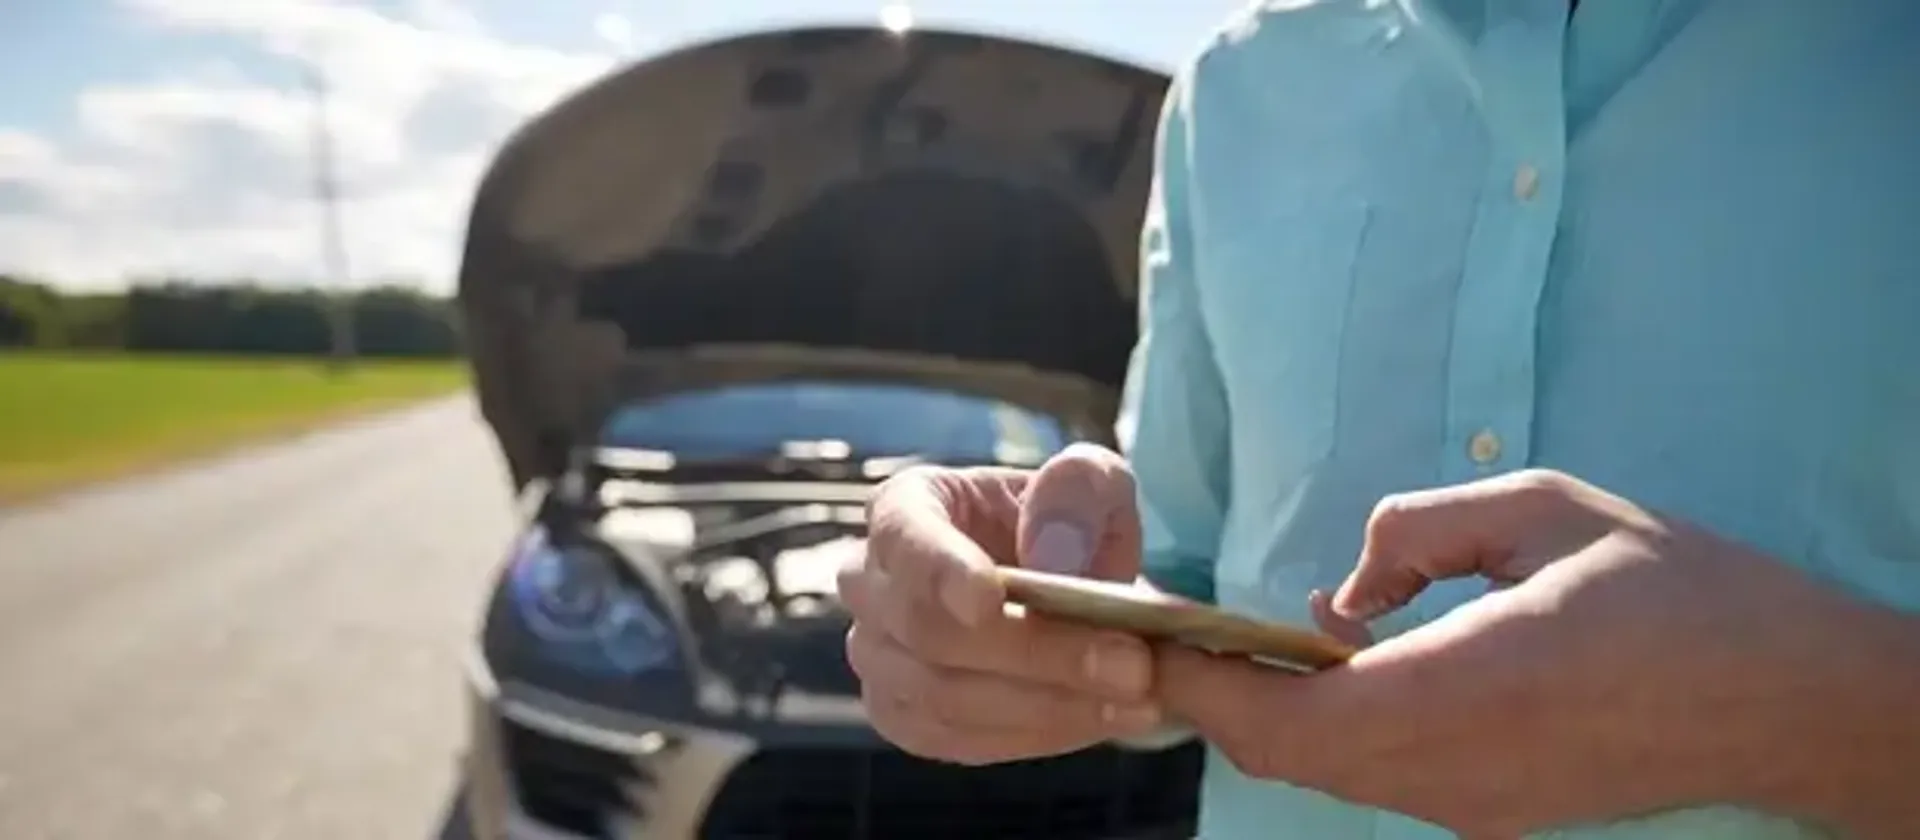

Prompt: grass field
xmin=0 ymin=352 xmax=471 ymax=502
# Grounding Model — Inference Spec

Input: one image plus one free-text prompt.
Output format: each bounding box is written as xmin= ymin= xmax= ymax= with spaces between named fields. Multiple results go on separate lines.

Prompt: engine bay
xmin=582 ymin=452 xmax=879 ymax=706
xmin=674 ymin=505 xmax=867 ymax=700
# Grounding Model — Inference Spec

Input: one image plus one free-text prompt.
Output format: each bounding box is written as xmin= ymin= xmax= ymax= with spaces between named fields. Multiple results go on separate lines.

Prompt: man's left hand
xmin=1155 ymin=468 xmax=1897 ymax=838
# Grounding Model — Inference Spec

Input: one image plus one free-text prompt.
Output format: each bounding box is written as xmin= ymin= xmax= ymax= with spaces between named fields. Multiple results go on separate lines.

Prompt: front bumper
xmin=462 ymin=653 xmax=1202 ymax=839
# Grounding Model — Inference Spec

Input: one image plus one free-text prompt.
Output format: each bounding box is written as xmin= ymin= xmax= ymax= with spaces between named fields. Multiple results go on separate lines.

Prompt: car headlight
xmin=507 ymin=528 xmax=678 ymax=675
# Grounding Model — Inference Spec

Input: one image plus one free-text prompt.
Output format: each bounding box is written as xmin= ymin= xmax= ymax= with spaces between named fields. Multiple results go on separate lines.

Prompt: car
xmin=454 ymin=16 xmax=1201 ymax=840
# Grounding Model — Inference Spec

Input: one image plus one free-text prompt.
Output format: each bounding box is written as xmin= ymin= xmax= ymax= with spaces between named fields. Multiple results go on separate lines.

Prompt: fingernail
xmin=1311 ymin=589 xmax=1376 ymax=648
xmin=1101 ymin=702 xmax=1163 ymax=730
xmin=1350 ymin=598 xmax=1389 ymax=621
xmin=1083 ymin=637 xmax=1151 ymax=696
xmin=1029 ymin=522 xmax=1091 ymax=574
xmin=1330 ymin=586 xmax=1384 ymax=621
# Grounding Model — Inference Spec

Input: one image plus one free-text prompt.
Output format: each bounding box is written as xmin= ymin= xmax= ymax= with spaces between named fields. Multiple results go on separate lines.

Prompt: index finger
xmin=866 ymin=467 xmax=1016 ymax=627
xmin=1332 ymin=469 xmax=1589 ymax=621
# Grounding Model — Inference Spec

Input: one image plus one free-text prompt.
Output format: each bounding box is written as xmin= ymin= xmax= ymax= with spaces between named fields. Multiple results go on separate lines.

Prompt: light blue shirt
xmin=1121 ymin=0 xmax=1919 ymax=837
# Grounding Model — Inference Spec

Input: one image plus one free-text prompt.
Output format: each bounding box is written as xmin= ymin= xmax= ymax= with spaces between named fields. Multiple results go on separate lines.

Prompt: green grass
xmin=0 ymin=352 xmax=470 ymax=502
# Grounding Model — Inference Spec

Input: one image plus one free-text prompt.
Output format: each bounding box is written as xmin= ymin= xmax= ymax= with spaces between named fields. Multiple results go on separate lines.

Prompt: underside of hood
xmin=456 ymin=24 xmax=1171 ymax=488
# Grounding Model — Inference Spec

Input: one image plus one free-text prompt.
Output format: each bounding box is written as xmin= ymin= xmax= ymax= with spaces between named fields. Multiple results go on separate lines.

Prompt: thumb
xmin=1151 ymin=642 xmax=1349 ymax=784
xmin=1017 ymin=443 xmax=1142 ymax=582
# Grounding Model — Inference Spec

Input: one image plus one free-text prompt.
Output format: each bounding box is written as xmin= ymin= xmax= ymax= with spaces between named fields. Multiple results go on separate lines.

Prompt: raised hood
xmin=456 ymin=24 xmax=1171 ymax=488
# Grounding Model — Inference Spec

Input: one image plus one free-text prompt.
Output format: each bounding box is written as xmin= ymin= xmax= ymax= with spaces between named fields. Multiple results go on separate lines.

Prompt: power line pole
xmin=303 ymin=61 xmax=356 ymax=371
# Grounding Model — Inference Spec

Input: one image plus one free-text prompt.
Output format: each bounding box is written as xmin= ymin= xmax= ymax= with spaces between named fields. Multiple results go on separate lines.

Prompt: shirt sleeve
xmin=1119 ymin=81 xmax=1232 ymax=605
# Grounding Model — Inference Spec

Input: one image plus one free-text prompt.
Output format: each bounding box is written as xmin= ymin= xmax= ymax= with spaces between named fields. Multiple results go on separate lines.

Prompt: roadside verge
xmin=0 ymin=353 xmax=472 ymax=505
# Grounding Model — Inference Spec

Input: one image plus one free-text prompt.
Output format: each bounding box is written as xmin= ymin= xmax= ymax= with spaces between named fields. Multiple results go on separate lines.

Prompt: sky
xmin=0 ymin=0 xmax=1248 ymax=294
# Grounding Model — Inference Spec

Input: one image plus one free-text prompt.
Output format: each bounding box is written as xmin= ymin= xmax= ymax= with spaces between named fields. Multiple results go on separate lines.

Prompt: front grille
xmin=501 ymin=719 xmax=651 ymax=838
xmin=700 ymin=742 xmax=1203 ymax=839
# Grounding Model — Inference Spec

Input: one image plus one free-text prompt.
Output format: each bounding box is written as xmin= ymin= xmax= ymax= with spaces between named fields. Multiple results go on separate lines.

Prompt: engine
xmin=671 ymin=505 xmax=868 ymax=701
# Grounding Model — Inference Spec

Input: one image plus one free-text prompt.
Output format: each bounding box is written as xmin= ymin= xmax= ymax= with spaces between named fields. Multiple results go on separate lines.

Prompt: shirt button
xmin=1467 ymin=429 xmax=1503 ymax=466
xmin=1512 ymin=164 xmax=1540 ymax=201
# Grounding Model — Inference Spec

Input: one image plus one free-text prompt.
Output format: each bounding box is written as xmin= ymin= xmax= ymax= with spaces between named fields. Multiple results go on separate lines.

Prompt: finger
xmin=1151 ymin=643 xmax=1352 ymax=783
xmin=839 ymin=538 xmax=1154 ymax=701
xmin=866 ymin=467 xmax=1020 ymax=627
xmin=926 ymin=466 xmax=1032 ymax=563
xmin=1309 ymin=589 xmax=1375 ymax=648
xmin=865 ymin=691 xmax=1110 ymax=767
xmin=1332 ymin=469 xmax=1577 ymax=622
xmin=1017 ymin=443 xmax=1142 ymax=581
xmin=845 ymin=623 xmax=1162 ymax=734
xmin=835 ymin=545 xmax=878 ymax=617
xmin=847 ymin=563 xmax=1156 ymax=701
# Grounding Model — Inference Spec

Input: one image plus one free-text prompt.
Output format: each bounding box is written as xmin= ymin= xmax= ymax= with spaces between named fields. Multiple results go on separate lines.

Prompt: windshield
xmin=596 ymin=381 xmax=1072 ymax=465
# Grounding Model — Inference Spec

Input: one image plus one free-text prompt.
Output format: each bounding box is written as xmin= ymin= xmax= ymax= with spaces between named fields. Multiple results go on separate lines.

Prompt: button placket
xmin=1443 ymin=149 xmax=1556 ymax=481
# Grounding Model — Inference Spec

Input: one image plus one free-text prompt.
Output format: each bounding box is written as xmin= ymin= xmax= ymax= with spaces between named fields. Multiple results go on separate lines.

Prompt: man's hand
xmin=1153 ymin=468 xmax=1917 ymax=838
xmin=837 ymin=444 xmax=1165 ymax=765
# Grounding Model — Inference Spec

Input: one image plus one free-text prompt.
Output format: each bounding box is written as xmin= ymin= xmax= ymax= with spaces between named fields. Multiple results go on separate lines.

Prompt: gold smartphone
xmin=994 ymin=567 xmax=1357 ymax=672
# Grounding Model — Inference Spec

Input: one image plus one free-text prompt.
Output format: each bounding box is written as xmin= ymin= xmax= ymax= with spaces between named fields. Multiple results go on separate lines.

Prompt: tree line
xmin=0 ymin=275 xmax=462 ymax=358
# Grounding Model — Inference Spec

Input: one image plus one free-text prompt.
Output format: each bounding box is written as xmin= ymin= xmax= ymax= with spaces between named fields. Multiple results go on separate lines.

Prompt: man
xmin=837 ymin=1 xmax=1919 ymax=837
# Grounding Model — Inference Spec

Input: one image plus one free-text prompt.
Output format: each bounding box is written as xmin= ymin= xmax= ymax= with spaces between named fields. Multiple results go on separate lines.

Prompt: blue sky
xmin=0 ymin=0 xmax=1247 ymax=291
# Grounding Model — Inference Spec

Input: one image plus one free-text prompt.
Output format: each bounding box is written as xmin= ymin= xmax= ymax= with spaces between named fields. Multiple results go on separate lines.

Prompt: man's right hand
xmin=837 ymin=443 xmax=1164 ymax=765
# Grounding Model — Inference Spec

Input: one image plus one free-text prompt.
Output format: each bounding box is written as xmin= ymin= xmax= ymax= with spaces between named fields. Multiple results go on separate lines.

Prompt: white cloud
xmin=593 ymin=11 xmax=635 ymax=52
xmin=0 ymin=0 xmax=621 ymax=293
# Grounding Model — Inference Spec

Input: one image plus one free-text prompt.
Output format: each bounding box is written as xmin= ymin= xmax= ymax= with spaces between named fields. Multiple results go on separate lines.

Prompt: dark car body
xmin=455 ymin=18 xmax=1200 ymax=840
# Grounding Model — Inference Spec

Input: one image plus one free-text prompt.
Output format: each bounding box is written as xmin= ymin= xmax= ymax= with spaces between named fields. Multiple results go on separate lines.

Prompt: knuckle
xmin=888 ymin=465 xmax=953 ymax=503
xmin=843 ymin=626 xmax=878 ymax=679
xmin=839 ymin=540 xmax=871 ymax=576
xmin=1041 ymin=444 xmax=1135 ymax=500
xmin=834 ymin=563 xmax=860 ymax=592
xmin=1006 ymin=617 xmax=1055 ymax=676
xmin=1497 ymin=468 xmax=1581 ymax=518
xmin=1365 ymin=493 xmax=1419 ymax=544
xmin=1024 ymin=620 xmax=1100 ymax=691
xmin=834 ymin=558 xmax=871 ymax=614
xmin=1500 ymin=467 xmax=1569 ymax=499
xmin=895 ymin=463 xmax=953 ymax=483
xmin=1058 ymin=441 xmax=1126 ymax=468
xmin=865 ymin=474 xmax=902 ymax=520
xmin=866 ymin=467 xmax=936 ymax=528
xmin=863 ymin=503 xmax=902 ymax=548
xmin=1061 ymin=440 xmax=1124 ymax=467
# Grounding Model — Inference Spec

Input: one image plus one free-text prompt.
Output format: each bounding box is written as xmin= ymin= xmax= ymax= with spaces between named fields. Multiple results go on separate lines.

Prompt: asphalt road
xmin=0 ymin=396 xmax=517 ymax=840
